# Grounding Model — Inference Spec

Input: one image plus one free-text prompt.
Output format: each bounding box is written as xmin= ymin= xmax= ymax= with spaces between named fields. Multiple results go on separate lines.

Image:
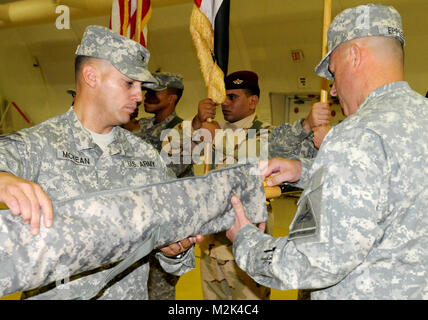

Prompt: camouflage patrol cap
xmin=143 ymin=72 xmax=184 ymax=91
xmin=315 ymin=4 xmax=405 ymax=81
xmin=75 ymin=25 xmax=158 ymax=88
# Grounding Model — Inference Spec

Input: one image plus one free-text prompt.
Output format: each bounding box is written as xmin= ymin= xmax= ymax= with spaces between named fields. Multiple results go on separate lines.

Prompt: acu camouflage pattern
xmin=143 ymin=72 xmax=184 ymax=91
xmin=268 ymin=118 xmax=318 ymax=159
xmin=233 ymin=82 xmax=428 ymax=299
xmin=198 ymin=115 xmax=272 ymax=300
xmin=0 ymin=161 xmax=267 ymax=298
xmin=138 ymin=71 xmax=189 ymax=298
xmin=134 ymin=112 xmax=194 ymax=178
xmin=0 ymin=107 xmax=190 ymax=300
xmin=135 ymin=70 xmax=188 ymax=299
xmin=147 ymin=253 xmax=179 ymax=300
xmin=75 ymin=25 xmax=158 ymax=87
xmin=315 ymin=4 xmax=405 ymax=81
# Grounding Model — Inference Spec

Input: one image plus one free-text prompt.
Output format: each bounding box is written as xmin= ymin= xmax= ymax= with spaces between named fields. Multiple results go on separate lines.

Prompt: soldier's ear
xmin=81 ymin=64 xmax=98 ymax=88
xmin=349 ymin=44 xmax=363 ymax=71
xmin=249 ymin=95 xmax=258 ymax=110
xmin=168 ymin=94 xmax=178 ymax=106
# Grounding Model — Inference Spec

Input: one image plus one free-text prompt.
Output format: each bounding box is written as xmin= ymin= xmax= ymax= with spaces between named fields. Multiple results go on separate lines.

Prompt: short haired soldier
xmin=227 ymin=4 xmax=428 ymax=299
xmin=192 ymin=70 xmax=273 ymax=300
xmin=131 ymin=72 xmax=192 ymax=300
xmin=133 ymin=72 xmax=193 ymax=179
xmin=0 ymin=25 xmax=198 ymax=300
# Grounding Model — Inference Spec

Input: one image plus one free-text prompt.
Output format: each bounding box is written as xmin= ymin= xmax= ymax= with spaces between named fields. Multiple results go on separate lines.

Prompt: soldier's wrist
xmin=192 ymin=115 xmax=202 ymax=130
xmin=162 ymin=249 xmax=189 ymax=260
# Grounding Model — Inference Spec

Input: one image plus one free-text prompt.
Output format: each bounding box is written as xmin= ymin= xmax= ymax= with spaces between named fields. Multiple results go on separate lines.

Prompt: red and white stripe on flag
xmin=110 ymin=0 xmax=152 ymax=47
xmin=194 ymin=0 xmax=224 ymax=29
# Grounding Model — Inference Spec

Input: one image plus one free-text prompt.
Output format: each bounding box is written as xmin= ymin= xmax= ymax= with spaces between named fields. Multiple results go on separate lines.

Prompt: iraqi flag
xmin=110 ymin=0 xmax=152 ymax=47
xmin=194 ymin=0 xmax=230 ymax=74
xmin=190 ymin=0 xmax=230 ymax=104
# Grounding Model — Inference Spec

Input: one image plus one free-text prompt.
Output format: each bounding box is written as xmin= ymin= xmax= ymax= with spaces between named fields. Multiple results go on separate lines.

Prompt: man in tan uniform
xmin=192 ymin=71 xmax=272 ymax=299
xmin=192 ymin=70 xmax=329 ymax=299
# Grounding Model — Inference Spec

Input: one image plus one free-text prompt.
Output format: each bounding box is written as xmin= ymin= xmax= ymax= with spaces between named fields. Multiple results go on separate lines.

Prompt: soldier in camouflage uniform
xmin=132 ymin=72 xmax=193 ymax=300
xmin=227 ymin=4 xmax=428 ymax=299
xmin=268 ymin=101 xmax=329 ymax=160
xmin=0 ymin=161 xmax=268 ymax=299
xmin=0 ymin=25 xmax=197 ymax=300
xmin=134 ymin=72 xmax=192 ymax=177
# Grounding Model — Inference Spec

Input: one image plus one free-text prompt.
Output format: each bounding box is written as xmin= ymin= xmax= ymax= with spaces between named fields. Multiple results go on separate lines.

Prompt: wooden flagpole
xmin=320 ymin=0 xmax=332 ymax=104
xmin=122 ymin=0 xmax=129 ymax=37
xmin=136 ymin=0 xmax=143 ymax=43
xmin=265 ymin=0 xmax=332 ymax=200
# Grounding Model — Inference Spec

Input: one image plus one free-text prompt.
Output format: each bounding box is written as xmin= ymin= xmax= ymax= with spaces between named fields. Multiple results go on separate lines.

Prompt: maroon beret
xmin=225 ymin=70 xmax=259 ymax=92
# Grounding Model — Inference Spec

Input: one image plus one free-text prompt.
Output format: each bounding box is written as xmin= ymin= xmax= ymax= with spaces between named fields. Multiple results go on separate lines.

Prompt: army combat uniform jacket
xmin=0 ymin=108 xmax=195 ymax=299
xmin=233 ymin=82 xmax=428 ymax=299
xmin=200 ymin=114 xmax=272 ymax=261
xmin=268 ymin=117 xmax=318 ymax=160
xmin=134 ymin=112 xmax=193 ymax=178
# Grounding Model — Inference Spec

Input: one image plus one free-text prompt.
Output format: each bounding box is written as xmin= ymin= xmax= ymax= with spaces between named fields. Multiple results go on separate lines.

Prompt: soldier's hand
xmin=226 ymin=196 xmax=265 ymax=243
xmin=302 ymin=102 xmax=330 ymax=133
xmin=0 ymin=172 xmax=53 ymax=235
xmin=194 ymin=98 xmax=217 ymax=127
xmin=259 ymin=158 xmax=302 ymax=186
xmin=160 ymin=235 xmax=204 ymax=257
xmin=200 ymin=120 xmax=221 ymax=142
xmin=313 ymin=125 xmax=332 ymax=149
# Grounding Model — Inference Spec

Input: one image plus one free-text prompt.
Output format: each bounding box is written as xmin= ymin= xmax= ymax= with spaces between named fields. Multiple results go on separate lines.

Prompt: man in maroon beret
xmin=193 ymin=70 xmax=261 ymax=130
xmin=192 ymin=70 xmax=273 ymax=300
xmin=191 ymin=70 xmax=330 ymax=300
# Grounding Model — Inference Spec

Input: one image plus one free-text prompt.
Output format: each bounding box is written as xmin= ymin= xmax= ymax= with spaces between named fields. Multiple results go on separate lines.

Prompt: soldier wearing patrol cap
xmin=0 ymin=25 xmax=197 ymax=300
xmin=133 ymin=72 xmax=193 ymax=179
xmin=227 ymin=4 xmax=428 ymax=299
xmin=132 ymin=72 xmax=193 ymax=300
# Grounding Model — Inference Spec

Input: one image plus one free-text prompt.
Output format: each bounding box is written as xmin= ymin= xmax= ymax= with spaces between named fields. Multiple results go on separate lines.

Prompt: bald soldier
xmin=0 ymin=25 xmax=197 ymax=300
xmin=227 ymin=4 xmax=428 ymax=299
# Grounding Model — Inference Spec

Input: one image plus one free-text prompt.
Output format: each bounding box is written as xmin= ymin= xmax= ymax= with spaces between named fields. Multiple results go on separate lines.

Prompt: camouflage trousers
xmin=147 ymin=253 xmax=179 ymax=300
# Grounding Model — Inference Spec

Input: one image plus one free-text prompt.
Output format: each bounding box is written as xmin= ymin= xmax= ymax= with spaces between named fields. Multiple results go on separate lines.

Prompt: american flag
xmin=110 ymin=0 xmax=152 ymax=47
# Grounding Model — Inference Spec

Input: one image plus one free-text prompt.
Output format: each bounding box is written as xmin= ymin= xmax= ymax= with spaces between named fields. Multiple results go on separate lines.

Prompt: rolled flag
xmin=0 ymin=162 xmax=267 ymax=299
xmin=190 ymin=0 xmax=230 ymax=104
